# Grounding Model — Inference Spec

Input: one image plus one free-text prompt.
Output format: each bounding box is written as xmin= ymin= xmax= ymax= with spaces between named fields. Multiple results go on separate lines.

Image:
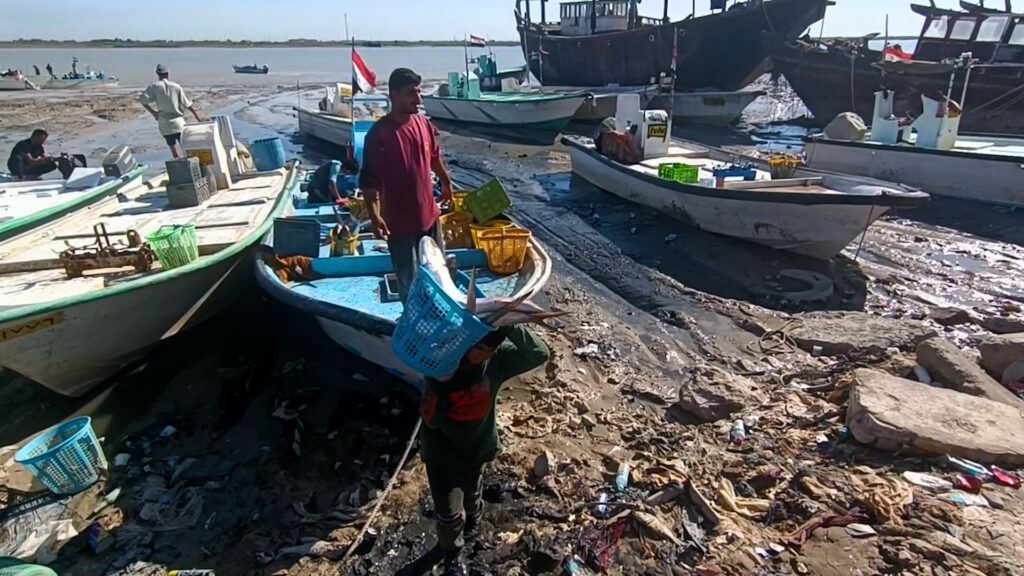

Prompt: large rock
xmin=848 ymin=369 xmax=1024 ymax=465
xmin=789 ymin=312 xmax=938 ymax=357
xmin=676 ymin=364 xmax=760 ymax=423
xmin=978 ymin=316 xmax=1024 ymax=335
xmin=916 ymin=338 xmax=1021 ymax=407
xmin=978 ymin=333 xmax=1024 ymax=379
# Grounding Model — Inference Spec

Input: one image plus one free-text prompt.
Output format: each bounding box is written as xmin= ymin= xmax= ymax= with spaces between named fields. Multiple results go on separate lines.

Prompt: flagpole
xmin=670 ymin=29 xmax=678 ymax=131
xmin=464 ymin=35 xmax=471 ymax=95
xmin=351 ymin=35 xmax=356 ymax=151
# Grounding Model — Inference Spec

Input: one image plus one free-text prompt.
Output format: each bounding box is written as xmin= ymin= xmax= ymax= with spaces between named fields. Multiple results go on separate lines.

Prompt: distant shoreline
xmin=0 ymin=39 xmax=521 ymax=49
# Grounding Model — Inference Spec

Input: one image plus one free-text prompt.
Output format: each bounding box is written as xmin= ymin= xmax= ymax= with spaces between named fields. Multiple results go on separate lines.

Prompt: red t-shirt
xmin=358 ymin=114 xmax=440 ymax=239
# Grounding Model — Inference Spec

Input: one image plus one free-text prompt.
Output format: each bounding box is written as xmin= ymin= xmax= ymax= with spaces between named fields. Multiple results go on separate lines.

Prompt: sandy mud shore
xmin=1 ymin=84 xmax=1023 ymax=576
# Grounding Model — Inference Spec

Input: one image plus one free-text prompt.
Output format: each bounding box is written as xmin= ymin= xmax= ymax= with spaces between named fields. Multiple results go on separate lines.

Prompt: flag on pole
xmin=468 ymin=34 xmax=488 ymax=46
xmin=352 ymin=49 xmax=377 ymax=94
xmin=883 ymin=45 xmax=913 ymax=62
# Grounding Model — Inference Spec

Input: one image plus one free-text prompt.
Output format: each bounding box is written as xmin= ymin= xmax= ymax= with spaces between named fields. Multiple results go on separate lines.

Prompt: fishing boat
xmin=296 ymin=83 xmax=390 ymax=149
xmin=804 ymin=63 xmax=1024 ymax=208
xmin=233 ymin=64 xmax=270 ymax=74
xmin=0 ymin=69 xmax=28 ymax=91
xmin=0 ymin=160 xmax=298 ymax=397
xmin=516 ymin=0 xmax=829 ymax=90
xmin=0 ymin=165 xmax=147 ymax=243
xmin=254 ymin=190 xmax=552 ymax=387
xmin=764 ymin=3 xmax=1024 ymax=134
xmin=569 ymin=86 xmax=765 ymax=124
xmin=563 ymin=95 xmax=929 ymax=259
xmin=423 ymin=72 xmax=586 ymax=134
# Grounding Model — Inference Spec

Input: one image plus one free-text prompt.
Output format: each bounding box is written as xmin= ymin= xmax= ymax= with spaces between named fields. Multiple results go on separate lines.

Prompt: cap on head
xmin=388 ymin=68 xmax=421 ymax=94
xmin=156 ymin=64 xmax=168 ymax=75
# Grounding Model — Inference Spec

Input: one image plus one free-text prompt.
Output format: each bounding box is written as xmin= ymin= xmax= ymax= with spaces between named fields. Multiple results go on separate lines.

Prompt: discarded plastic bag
xmin=0 ymin=498 xmax=78 ymax=564
xmin=138 ymin=486 xmax=203 ymax=531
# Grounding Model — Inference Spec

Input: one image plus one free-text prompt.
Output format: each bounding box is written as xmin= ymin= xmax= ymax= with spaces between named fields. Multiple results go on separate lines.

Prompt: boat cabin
xmin=559 ymin=0 xmax=632 ymax=35
xmin=913 ymin=4 xmax=1024 ymax=63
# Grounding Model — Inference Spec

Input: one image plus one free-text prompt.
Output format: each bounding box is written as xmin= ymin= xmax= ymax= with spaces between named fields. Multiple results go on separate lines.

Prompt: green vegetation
xmin=0 ymin=38 xmax=520 ymax=48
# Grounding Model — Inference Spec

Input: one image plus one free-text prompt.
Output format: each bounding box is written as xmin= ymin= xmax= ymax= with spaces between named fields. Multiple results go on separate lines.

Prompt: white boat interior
xmin=1 ymin=180 xmax=103 ymax=225
xmin=0 ymin=170 xmax=288 ymax=311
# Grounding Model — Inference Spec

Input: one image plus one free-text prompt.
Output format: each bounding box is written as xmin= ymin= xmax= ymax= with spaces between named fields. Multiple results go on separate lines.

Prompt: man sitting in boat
xmin=400 ymin=326 xmax=550 ymax=576
xmin=307 ymin=158 xmax=360 ymax=204
xmin=6 ymin=129 xmax=57 ymax=180
xmin=359 ymin=67 xmax=455 ymax=302
xmin=594 ymin=117 xmax=643 ymax=164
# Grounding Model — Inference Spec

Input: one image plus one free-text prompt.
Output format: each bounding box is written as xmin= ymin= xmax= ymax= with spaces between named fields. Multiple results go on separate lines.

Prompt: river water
xmin=0 ymin=46 xmax=527 ymax=88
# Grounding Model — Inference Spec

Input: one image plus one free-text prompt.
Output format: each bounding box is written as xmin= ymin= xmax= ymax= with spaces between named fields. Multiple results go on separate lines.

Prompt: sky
xmin=2 ymin=0 xmax=934 ymax=42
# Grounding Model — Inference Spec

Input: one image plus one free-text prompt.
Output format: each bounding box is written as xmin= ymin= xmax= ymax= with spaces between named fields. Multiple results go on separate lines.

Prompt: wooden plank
xmin=723 ymin=177 xmax=824 ymax=190
xmin=0 ymin=258 xmax=63 ymax=275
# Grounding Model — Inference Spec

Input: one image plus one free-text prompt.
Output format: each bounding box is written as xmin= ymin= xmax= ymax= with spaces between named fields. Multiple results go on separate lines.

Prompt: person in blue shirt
xmin=308 ymin=158 xmax=360 ymax=204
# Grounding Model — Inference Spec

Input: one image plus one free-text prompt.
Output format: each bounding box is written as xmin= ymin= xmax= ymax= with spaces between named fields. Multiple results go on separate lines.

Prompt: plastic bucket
xmin=14 ymin=416 xmax=107 ymax=494
xmin=470 ymin=218 xmax=513 ymax=248
xmin=476 ymin=227 xmax=532 ymax=275
xmin=251 ymin=137 xmax=286 ymax=171
xmin=440 ymin=211 xmax=475 ymax=249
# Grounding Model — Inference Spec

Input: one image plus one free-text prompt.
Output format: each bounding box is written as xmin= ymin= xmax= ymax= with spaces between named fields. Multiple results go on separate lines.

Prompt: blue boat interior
xmin=270 ymin=175 xmax=526 ymax=323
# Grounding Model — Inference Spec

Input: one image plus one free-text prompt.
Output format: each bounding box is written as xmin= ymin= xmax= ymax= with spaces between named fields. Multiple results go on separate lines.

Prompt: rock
xmin=581 ymin=415 xmax=597 ymax=431
xmin=675 ymin=364 xmax=760 ymax=423
xmin=978 ymin=333 xmax=1024 ymax=380
xmin=916 ymin=338 xmax=1021 ymax=406
xmin=789 ymin=312 xmax=937 ymax=357
xmin=978 ymin=316 xmax=1024 ymax=335
xmin=848 ymin=369 xmax=1024 ymax=465
xmin=929 ymin=307 xmax=973 ymax=327
xmin=533 ymin=451 xmax=553 ymax=479
xmin=1003 ymin=361 xmax=1024 ymax=387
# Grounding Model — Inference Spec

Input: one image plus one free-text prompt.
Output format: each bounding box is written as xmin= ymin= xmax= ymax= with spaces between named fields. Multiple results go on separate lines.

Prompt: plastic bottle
xmin=614 ymin=462 xmax=630 ymax=492
xmin=729 ymin=420 xmax=746 ymax=445
xmin=563 ymin=556 xmax=593 ymax=575
xmin=168 ymin=571 xmax=216 ymax=576
xmin=592 ymin=492 xmax=609 ymax=518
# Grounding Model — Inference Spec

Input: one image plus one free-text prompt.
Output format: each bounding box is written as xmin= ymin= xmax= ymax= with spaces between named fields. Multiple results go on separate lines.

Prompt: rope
xmin=761 ymin=0 xmax=776 ymax=34
xmin=747 ymin=319 xmax=804 ymax=355
xmin=340 ymin=417 xmax=423 ymax=564
xmin=853 ymin=204 xmax=877 ymax=262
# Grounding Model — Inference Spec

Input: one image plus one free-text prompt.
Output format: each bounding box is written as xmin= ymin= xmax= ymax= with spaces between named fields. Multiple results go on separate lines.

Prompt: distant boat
xmin=233 ymin=64 xmax=270 ymax=74
xmin=41 ymin=57 xmax=118 ymax=89
xmin=0 ymin=69 xmax=33 ymax=91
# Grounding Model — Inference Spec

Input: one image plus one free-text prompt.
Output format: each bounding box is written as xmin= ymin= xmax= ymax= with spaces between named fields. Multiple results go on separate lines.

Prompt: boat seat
xmin=722 ymin=177 xmax=824 ymax=190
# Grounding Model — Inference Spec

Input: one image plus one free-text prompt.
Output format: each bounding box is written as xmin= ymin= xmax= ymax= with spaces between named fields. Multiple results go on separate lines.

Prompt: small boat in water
xmin=423 ymin=71 xmax=586 ymax=137
xmin=563 ymin=95 xmax=929 ymax=259
xmin=0 ymin=144 xmax=298 ymax=396
xmin=42 ymin=58 xmax=118 ymax=89
xmin=0 ymin=163 xmax=146 ymax=243
xmin=804 ymin=63 xmax=1024 ymax=208
xmin=233 ymin=64 xmax=270 ymax=74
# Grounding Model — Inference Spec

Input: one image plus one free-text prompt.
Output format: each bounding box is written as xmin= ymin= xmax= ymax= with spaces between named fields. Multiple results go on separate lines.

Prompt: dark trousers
xmin=387 ymin=220 xmax=444 ymax=303
xmin=426 ymin=461 xmax=483 ymax=553
xmin=8 ymin=156 xmax=56 ymax=180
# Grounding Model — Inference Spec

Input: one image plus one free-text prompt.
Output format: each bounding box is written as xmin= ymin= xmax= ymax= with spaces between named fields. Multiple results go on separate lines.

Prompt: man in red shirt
xmin=359 ymin=68 xmax=454 ymax=301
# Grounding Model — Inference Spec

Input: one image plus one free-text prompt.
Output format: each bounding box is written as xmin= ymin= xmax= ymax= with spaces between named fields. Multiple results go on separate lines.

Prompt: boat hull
xmin=764 ymin=34 xmax=1024 ymax=135
xmin=0 ymin=77 xmax=27 ymax=91
xmin=571 ymin=88 xmax=763 ymax=124
xmin=296 ymin=107 xmax=354 ymax=148
xmin=566 ymin=143 xmax=898 ymax=259
xmin=518 ymin=0 xmax=828 ymax=90
xmin=422 ymin=95 xmax=584 ymax=130
xmin=42 ymin=78 xmax=119 ymax=89
xmin=805 ymin=138 xmax=1024 ymax=207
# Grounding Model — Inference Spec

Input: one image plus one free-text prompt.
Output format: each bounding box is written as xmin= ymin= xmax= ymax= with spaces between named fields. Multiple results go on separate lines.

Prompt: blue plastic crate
xmin=14 ymin=417 xmax=107 ymax=495
xmin=391 ymin=265 xmax=494 ymax=378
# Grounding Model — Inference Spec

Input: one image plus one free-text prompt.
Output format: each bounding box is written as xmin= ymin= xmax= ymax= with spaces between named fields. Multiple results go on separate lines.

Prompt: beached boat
xmin=254 ymin=194 xmax=552 ymax=387
xmin=0 ymin=164 xmax=299 ymax=396
xmin=563 ymin=134 xmax=929 ymax=259
xmin=516 ymin=0 xmax=828 ymax=90
xmin=296 ymin=85 xmax=388 ymax=149
xmin=0 ymin=70 xmax=28 ymax=91
xmin=569 ymin=87 xmax=765 ymax=124
xmin=233 ymin=65 xmax=270 ymax=74
xmin=424 ymin=72 xmax=586 ymax=134
xmin=0 ymin=166 xmax=146 ymax=243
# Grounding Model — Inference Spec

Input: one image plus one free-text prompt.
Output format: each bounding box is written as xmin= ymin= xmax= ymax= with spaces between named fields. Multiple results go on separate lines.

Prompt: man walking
xmin=7 ymin=129 xmax=57 ymax=180
xmin=359 ymin=67 xmax=454 ymax=301
xmin=139 ymin=64 xmax=203 ymax=158
xmin=401 ymin=326 xmax=550 ymax=576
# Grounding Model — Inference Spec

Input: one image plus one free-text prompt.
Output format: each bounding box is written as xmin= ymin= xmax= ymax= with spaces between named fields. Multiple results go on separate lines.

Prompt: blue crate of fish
xmin=391 ymin=265 xmax=494 ymax=378
xmin=14 ymin=416 xmax=107 ymax=494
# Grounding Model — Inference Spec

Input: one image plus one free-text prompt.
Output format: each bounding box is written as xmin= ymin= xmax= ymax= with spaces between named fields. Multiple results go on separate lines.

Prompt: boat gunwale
xmin=806 ymin=133 xmax=1024 ymax=164
xmin=0 ymin=162 xmax=300 ymax=326
xmin=0 ymin=165 xmax=147 ymax=243
xmin=561 ymin=136 xmax=930 ymax=208
xmin=423 ymin=92 xmax=588 ymax=103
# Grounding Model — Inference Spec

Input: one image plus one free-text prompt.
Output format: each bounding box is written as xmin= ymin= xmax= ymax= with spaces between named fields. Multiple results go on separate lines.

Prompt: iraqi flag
xmin=883 ymin=45 xmax=913 ymax=62
xmin=352 ymin=49 xmax=377 ymax=94
xmin=468 ymin=34 xmax=487 ymax=47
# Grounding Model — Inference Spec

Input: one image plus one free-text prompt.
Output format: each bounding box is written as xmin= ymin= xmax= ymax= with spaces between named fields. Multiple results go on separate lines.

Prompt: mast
xmin=540 ymin=0 xmax=546 ymax=23
xmin=591 ymin=0 xmax=598 ymax=34
xmin=665 ymin=0 xmax=671 ymax=23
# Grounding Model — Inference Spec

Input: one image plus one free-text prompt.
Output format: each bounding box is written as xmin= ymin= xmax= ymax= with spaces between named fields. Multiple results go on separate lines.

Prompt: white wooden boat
xmin=254 ymin=177 xmax=551 ymax=386
xmin=0 ymin=165 xmax=298 ymax=396
xmin=42 ymin=77 xmax=119 ymax=90
xmin=569 ymin=87 xmax=765 ymax=125
xmin=0 ymin=74 xmax=27 ymax=91
xmin=0 ymin=167 xmax=146 ymax=242
xmin=423 ymin=90 xmax=585 ymax=132
xmin=563 ymin=136 xmax=930 ymax=259
xmin=296 ymin=107 xmax=354 ymax=148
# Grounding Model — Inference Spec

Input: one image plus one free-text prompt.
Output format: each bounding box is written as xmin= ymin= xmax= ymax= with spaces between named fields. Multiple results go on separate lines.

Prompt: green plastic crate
xmin=463 ymin=178 xmax=511 ymax=223
xmin=146 ymin=224 xmax=199 ymax=270
xmin=657 ymin=163 xmax=699 ymax=184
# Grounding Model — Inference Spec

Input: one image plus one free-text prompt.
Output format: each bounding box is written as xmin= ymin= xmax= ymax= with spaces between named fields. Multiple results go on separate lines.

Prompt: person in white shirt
xmin=139 ymin=64 xmax=203 ymax=158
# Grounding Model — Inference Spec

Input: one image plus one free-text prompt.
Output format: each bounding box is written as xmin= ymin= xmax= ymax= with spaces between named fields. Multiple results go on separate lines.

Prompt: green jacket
xmin=419 ymin=326 xmax=550 ymax=467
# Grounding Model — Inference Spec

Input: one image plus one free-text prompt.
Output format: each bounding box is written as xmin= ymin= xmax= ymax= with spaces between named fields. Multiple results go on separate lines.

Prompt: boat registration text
xmin=0 ymin=312 xmax=64 ymax=343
